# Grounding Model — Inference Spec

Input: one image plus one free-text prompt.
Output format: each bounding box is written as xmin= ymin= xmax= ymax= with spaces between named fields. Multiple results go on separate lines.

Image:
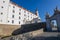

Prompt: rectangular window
xmin=23 ymin=20 xmax=25 ymax=22
xmin=3 ymin=1 xmax=5 ymax=3
xmin=19 ymin=16 xmax=20 ymax=19
xmin=12 ymin=15 xmax=14 ymax=18
xmin=12 ymin=20 xmax=14 ymax=23
xmin=28 ymin=16 xmax=29 ymax=17
xmin=13 ymin=10 xmax=15 ymax=13
xmin=19 ymin=9 xmax=21 ymax=11
xmin=13 ymin=6 xmax=15 ymax=8
xmin=19 ymin=21 xmax=20 ymax=24
xmin=0 ymin=20 xmax=2 ymax=22
xmin=28 ymin=18 xmax=29 ymax=20
xmin=19 ymin=12 xmax=21 ymax=15
xmin=24 ymin=11 xmax=26 ymax=13
xmin=24 ymin=14 xmax=26 ymax=16
xmin=8 ymin=21 xmax=9 ymax=22
xmin=1 ymin=6 xmax=3 ymax=8
xmin=31 ymin=17 xmax=32 ymax=18
xmin=1 ymin=12 xmax=3 ymax=15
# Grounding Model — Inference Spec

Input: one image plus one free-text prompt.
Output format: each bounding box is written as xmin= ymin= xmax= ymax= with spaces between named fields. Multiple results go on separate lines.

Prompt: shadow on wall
xmin=12 ymin=22 xmax=46 ymax=35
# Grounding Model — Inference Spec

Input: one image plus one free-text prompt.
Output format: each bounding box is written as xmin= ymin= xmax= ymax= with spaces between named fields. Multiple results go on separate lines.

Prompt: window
xmin=19 ymin=12 xmax=21 ymax=15
xmin=24 ymin=14 xmax=26 ymax=16
xmin=31 ymin=14 xmax=32 ymax=15
xmin=1 ymin=12 xmax=3 ymax=15
xmin=19 ymin=21 xmax=20 ymax=24
xmin=13 ymin=6 xmax=15 ymax=8
xmin=8 ymin=21 xmax=9 ymax=22
xmin=24 ymin=11 xmax=26 ymax=13
xmin=28 ymin=16 xmax=29 ymax=17
xmin=19 ymin=9 xmax=21 ymax=11
xmin=28 ymin=18 xmax=29 ymax=20
xmin=28 ymin=13 xmax=29 ymax=15
xmin=3 ymin=1 xmax=5 ymax=3
xmin=31 ymin=17 xmax=32 ymax=18
xmin=1 ymin=6 xmax=3 ymax=8
xmin=23 ymin=18 xmax=26 ymax=22
xmin=19 ymin=16 xmax=20 ymax=19
xmin=23 ymin=20 xmax=25 ymax=22
xmin=12 ymin=15 xmax=14 ymax=18
xmin=28 ymin=16 xmax=29 ymax=20
xmin=12 ymin=20 xmax=14 ymax=23
xmin=13 ymin=10 xmax=15 ymax=13
xmin=0 ymin=20 xmax=2 ymax=22
xmin=9 ymin=5 xmax=11 ymax=6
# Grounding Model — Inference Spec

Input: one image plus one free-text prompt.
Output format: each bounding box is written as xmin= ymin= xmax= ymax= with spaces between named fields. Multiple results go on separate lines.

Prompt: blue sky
xmin=11 ymin=0 xmax=60 ymax=22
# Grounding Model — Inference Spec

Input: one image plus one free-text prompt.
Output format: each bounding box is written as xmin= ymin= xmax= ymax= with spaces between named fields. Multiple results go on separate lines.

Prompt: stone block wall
xmin=1 ymin=29 xmax=43 ymax=40
xmin=0 ymin=24 xmax=20 ymax=37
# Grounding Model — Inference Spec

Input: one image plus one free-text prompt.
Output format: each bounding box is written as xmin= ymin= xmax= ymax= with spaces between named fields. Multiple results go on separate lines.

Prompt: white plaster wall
xmin=0 ymin=1 xmax=41 ymax=25
xmin=8 ymin=3 xmax=40 ymax=25
xmin=0 ymin=0 xmax=10 ymax=24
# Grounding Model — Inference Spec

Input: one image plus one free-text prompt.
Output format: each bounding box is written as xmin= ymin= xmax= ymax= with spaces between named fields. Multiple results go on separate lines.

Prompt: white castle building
xmin=0 ymin=0 xmax=41 ymax=25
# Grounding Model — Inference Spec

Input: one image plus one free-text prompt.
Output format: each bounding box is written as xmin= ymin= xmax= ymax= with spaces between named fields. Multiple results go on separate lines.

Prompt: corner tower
xmin=35 ymin=8 xmax=39 ymax=16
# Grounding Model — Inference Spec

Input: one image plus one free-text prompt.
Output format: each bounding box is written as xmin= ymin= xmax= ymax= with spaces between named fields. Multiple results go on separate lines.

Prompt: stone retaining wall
xmin=0 ymin=24 xmax=20 ymax=37
xmin=1 ymin=29 xmax=43 ymax=40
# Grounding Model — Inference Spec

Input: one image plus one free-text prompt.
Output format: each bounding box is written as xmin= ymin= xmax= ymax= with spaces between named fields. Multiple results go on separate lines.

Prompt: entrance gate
xmin=46 ymin=7 xmax=60 ymax=32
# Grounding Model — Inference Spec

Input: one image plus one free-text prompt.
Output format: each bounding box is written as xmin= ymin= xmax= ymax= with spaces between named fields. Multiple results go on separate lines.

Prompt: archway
xmin=51 ymin=20 xmax=58 ymax=31
xmin=46 ymin=7 xmax=60 ymax=32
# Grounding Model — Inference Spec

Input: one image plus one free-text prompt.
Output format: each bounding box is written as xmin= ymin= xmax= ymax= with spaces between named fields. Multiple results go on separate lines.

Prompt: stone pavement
xmin=32 ymin=32 xmax=60 ymax=40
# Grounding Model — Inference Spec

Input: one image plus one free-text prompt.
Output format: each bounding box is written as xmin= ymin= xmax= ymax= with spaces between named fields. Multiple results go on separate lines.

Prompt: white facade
xmin=0 ymin=0 xmax=41 ymax=25
xmin=0 ymin=0 xmax=10 ymax=24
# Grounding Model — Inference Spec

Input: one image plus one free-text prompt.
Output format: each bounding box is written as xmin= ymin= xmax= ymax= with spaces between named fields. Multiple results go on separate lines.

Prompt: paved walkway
xmin=32 ymin=32 xmax=60 ymax=40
